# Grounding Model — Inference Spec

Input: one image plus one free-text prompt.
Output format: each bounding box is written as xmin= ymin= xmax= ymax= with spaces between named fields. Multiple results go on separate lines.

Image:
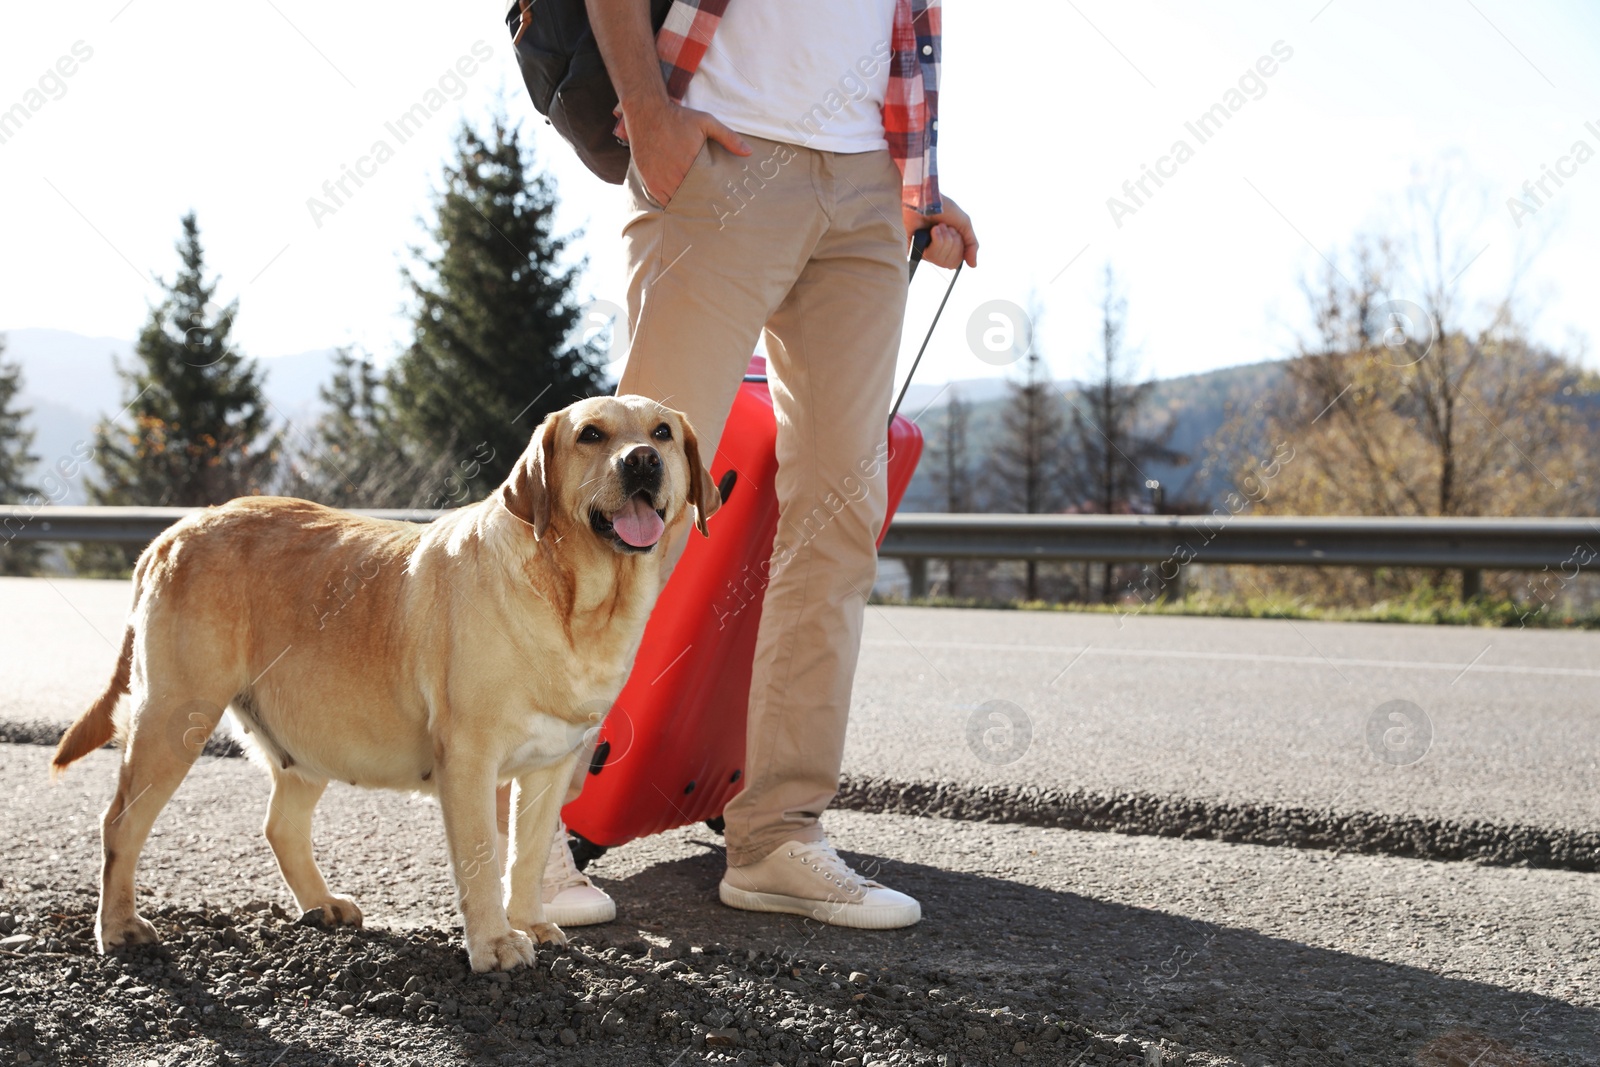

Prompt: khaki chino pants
xmin=616 ymin=134 xmax=908 ymax=867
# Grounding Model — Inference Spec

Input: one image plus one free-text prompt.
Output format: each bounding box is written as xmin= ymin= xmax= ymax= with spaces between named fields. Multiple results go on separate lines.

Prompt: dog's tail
xmin=52 ymin=623 xmax=135 ymax=780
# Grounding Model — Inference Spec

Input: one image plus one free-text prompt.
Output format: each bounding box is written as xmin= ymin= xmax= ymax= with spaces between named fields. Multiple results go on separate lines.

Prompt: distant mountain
xmin=6 ymin=330 xmax=132 ymax=419
xmin=2 ymin=327 xmax=339 ymax=503
xmin=900 ymin=360 xmax=1287 ymax=512
xmin=1142 ymin=360 xmax=1287 ymax=503
xmin=896 ymin=377 xmax=1012 ymax=414
xmin=3 ymin=327 xmax=1287 ymax=511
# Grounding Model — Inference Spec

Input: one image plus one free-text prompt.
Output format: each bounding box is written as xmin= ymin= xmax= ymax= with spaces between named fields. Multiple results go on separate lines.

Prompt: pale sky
xmin=3 ymin=0 xmax=1599 ymax=391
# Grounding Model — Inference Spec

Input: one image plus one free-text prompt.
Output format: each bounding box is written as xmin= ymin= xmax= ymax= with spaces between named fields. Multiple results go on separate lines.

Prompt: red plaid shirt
xmin=619 ymin=0 xmax=942 ymax=215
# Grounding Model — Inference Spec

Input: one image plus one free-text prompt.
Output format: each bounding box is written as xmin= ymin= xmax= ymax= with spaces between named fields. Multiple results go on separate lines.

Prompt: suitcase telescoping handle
xmin=907 ymin=226 xmax=933 ymax=281
xmin=889 ymin=227 xmax=964 ymax=425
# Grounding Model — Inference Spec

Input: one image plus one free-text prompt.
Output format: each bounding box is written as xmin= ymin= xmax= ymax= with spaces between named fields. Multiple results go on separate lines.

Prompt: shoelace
xmin=786 ymin=844 xmax=882 ymax=898
xmin=545 ymin=828 xmax=591 ymax=892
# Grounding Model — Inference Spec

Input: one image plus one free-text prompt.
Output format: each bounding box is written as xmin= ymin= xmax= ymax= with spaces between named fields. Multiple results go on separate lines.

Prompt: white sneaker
xmin=719 ymin=838 xmax=921 ymax=929
xmin=542 ymin=823 xmax=616 ymax=926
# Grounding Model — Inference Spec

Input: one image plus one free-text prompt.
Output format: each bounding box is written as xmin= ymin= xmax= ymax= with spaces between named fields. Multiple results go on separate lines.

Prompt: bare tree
xmin=1248 ymin=172 xmax=1600 ymax=600
xmin=1063 ymin=266 xmax=1185 ymax=600
xmin=1272 ymin=177 xmax=1593 ymax=516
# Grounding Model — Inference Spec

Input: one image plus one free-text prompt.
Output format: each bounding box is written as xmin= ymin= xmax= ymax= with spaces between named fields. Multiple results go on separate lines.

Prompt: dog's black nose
xmin=622 ymin=445 xmax=662 ymax=475
xmin=620 ymin=446 xmax=663 ymax=492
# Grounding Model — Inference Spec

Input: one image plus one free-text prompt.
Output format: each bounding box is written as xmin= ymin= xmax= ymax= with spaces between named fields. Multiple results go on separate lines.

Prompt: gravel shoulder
xmin=2 ymin=744 xmax=1595 ymax=1067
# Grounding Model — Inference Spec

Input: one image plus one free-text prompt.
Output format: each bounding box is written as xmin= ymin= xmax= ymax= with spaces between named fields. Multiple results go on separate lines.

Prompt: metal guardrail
xmin=0 ymin=506 xmax=435 ymax=545
xmin=5 ymin=506 xmax=1598 ymax=597
xmin=878 ymin=513 xmax=1600 ymax=568
xmin=878 ymin=513 xmax=1600 ymax=597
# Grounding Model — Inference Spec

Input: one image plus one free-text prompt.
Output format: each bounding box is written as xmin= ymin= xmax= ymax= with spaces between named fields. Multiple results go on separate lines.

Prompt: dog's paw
xmin=467 ymin=929 xmax=538 ymax=973
xmin=528 ymin=921 xmax=567 ymax=946
xmin=98 ymin=914 xmax=160 ymax=952
xmin=507 ymin=912 xmax=568 ymax=946
xmin=300 ymin=896 xmax=364 ymax=929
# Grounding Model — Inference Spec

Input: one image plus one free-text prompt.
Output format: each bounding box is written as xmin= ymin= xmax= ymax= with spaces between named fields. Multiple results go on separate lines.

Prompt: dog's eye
xmin=652 ymin=423 xmax=672 ymax=441
xmin=577 ymin=425 xmax=603 ymax=444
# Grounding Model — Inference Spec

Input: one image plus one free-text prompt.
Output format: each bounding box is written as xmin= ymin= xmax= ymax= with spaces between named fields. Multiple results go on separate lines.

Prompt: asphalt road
xmin=5 ymin=577 xmax=1597 ymax=840
xmin=846 ymin=604 xmax=1600 ymax=841
xmin=2 ymin=577 xmax=1598 ymax=1064
xmin=3 ymin=744 xmax=1596 ymax=1066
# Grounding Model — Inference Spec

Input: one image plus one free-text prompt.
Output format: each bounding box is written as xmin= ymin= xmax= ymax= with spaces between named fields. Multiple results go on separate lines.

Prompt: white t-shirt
xmin=680 ymin=0 xmax=898 ymax=153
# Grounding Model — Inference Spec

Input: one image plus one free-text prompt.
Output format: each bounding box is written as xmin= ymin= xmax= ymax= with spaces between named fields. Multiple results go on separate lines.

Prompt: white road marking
xmin=861 ymin=639 xmax=1600 ymax=679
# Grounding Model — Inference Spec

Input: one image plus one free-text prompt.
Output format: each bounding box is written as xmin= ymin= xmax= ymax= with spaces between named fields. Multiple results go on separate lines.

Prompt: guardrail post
xmin=905 ymin=557 xmax=928 ymax=600
xmin=1461 ymin=568 xmax=1482 ymax=599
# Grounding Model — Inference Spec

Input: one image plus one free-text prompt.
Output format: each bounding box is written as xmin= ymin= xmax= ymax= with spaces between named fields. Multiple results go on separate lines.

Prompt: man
xmin=546 ymin=0 xmax=978 ymax=929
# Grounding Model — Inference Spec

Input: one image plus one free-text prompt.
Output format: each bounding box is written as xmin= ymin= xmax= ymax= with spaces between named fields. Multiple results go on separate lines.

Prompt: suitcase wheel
xmin=567 ymin=830 xmax=608 ymax=872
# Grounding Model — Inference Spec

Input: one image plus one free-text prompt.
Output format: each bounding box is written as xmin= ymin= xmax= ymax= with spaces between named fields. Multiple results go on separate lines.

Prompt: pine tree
xmin=80 ymin=213 xmax=279 ymax=571
xmin=0 ymin=335 xmax=44 ymax=575
xmin=291 ymin=347 xmax=394 ymax=507
xmin=929 ymin=389 xmax=974 ymax=512
xmin=317 ymin=348 xmax=388 ymax=478
xmin=987 ymin=342 xmax=1068 ymax=602
xmin=289 ymin=347 xmax=475 ymax=509
xmin=388 ymin=111 xmax=606 ymax=495
xmin=926 ymin=388 xmax=975 ymax=596
xmin=1063 ymin=267 xmax=1183 ymax=600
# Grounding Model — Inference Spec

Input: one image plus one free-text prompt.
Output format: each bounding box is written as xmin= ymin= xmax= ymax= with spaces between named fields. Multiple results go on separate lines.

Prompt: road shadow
xmin=581 ymin=839 xmax=1595 ymax=1067
xmin=7 ymin=722 xmax=1589 ymax=1066
xmin=4 ymin=840 xmax=1590 ymax=1067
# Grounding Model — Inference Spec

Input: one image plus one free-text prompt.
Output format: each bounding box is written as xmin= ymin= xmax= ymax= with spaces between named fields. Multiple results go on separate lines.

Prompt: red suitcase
xmin=562 ymin=231 xmax=957 ymax=862
xmin=562 ymin=356 xmax=923 ymax=853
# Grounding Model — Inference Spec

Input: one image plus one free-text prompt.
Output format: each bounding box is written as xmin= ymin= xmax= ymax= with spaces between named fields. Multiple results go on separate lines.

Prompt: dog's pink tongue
xmin=612 ymin=495 xmax=664 ymax=547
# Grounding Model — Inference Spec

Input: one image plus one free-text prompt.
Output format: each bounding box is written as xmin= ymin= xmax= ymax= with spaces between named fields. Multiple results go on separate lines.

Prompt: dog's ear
xmin=499 ymin=413 xmax=558 ymax=538
xmin=679 ymin=416 xmax=721 ymax=538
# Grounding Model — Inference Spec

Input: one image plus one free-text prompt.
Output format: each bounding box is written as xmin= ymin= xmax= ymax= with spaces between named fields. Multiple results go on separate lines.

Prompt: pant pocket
xmin=661 ymin=140 xmax=715 ymax=209
xmin=627 ymin=141 xmax=713 ymax=211
xmin=626 ymin=156 xmax=666 ymax=212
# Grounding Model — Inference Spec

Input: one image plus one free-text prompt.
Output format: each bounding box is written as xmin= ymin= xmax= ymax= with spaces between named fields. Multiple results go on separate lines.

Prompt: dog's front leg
xmin=436 ymin=750 xmax=536 ymax=972
xmin=504 ymin=754 xmax=580 ymax=945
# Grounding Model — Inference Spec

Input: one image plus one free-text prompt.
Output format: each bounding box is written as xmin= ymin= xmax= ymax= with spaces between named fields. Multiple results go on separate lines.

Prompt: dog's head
xmin=498 ymin=395 xmax=721 ymax=553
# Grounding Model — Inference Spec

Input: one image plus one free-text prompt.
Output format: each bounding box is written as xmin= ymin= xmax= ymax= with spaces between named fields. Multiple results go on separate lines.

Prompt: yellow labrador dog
xmin=51 ymin=395 xmax=718 ymax=972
